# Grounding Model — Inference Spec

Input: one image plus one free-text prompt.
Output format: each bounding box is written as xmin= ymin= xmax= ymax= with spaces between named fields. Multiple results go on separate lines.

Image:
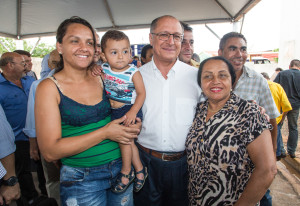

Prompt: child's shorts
xmin=111 ymin=104 xmax=143 ymax=122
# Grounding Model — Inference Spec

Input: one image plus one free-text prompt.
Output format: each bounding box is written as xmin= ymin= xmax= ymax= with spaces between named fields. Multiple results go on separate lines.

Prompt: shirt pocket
xmin=176 ymin=98 xmax=197 ymax=126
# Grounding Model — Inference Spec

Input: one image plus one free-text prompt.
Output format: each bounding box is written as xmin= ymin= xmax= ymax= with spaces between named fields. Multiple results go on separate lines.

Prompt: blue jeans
xmin=276 ymin=123 xmax=286 ymax=157
xmin=260 ymin=189 xmax=272 ymax=206
xmin=287 ymin=109 xmax=299 ymax=155
xmin=60 ymin=158 xmax=133 ymax=206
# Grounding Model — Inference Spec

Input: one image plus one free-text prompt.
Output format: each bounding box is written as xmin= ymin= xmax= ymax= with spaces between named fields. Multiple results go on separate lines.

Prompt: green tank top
xmin=49 ymin=76 xmax=121 ymax=167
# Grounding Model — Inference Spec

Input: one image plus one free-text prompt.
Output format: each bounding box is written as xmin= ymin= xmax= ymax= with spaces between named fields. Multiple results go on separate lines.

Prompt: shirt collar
xmin=151 ymin=58 xmax=180 ymax=74
xmin=0 ymin=73 xmax=28 ymax=84
xmin=149 ymin=57 xmax=179 ymax=77
xmin=241 ymin=65 xmax=254 ymax=78
xmin=0 ymin=73 xmax=7 ymax=83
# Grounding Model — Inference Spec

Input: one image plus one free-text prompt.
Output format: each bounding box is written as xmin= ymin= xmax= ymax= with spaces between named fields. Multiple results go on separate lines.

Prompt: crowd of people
xmin=0 ymin=14 xmax=299 ymax=206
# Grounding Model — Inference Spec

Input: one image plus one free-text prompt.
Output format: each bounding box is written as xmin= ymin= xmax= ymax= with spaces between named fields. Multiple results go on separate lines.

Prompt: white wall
xmin=32 ymin=57 xmax=42 ymax=79
xmin=278 ymin=0 xmax=300 ymax=69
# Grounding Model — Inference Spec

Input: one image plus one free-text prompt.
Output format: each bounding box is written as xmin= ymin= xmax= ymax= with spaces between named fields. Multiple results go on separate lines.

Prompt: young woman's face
xmin=56 ymin=23 xmax=95 ymax=70
xmin=201 ymin=59 xmax=232 ymax=103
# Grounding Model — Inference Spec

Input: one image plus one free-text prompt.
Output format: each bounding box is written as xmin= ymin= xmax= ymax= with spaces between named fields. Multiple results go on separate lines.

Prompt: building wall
xmin=278 ymin=0 xmax=300 ymax=69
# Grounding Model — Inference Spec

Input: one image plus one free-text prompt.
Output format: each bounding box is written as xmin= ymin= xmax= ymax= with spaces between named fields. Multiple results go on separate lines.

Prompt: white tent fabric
xmin=0 ymin=0 xmax=260 ymax=39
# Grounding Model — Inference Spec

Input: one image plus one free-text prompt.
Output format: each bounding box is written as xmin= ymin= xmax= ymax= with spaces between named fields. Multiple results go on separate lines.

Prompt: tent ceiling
xmin=0 ymin=0 xmax=260 ymax=39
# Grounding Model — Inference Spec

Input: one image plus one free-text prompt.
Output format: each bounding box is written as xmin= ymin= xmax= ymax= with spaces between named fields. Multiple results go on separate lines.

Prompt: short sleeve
xmin=247 ymin=104 xmax=272 ymax=145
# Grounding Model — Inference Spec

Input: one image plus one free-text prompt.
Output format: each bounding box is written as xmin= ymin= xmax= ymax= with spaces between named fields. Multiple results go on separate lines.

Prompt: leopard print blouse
xmin=186 ymin=93 xmax=271 ymax=206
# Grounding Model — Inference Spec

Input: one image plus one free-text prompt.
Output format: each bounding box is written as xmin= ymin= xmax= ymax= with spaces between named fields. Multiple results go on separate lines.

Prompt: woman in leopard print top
xmin=186 ymin=56 xmax=277 ymax=206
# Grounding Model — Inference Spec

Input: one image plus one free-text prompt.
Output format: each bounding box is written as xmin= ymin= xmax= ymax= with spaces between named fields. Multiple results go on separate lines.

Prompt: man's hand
xmin=129 ymin=117 xmax=142 ymax=135
xmin=251 ymin=100 xmax=270 ymax=122
xmin=0 ymin=183 xmax=21 ymax=205
xmin=29 ymin=138 xmax=40 ymax=161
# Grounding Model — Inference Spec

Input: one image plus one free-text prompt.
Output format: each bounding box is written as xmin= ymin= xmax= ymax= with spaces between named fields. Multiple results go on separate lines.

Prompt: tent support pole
xmin=240 ymin=14 xmax=245 ymax=33
xmin=205 ymin=24 xmax=220 ymax=40
xmin=103 ymin=0 xmax=116 ymax=28
xmin=30 ymin=37 xmax=41 ymax=54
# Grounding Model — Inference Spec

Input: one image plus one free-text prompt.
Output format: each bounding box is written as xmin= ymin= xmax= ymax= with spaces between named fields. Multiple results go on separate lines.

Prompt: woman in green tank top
xmin=35 ymin=17 xmax=141 ymax=206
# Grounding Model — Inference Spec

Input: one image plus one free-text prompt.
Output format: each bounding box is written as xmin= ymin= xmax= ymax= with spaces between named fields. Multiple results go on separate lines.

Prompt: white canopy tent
xmin=0 ymin=0 xmax=260 ymax=40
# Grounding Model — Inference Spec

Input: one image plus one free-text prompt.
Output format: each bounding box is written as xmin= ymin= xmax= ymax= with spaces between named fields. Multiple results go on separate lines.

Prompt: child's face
xmin=103 ymin=39 xmax=131 ymax=71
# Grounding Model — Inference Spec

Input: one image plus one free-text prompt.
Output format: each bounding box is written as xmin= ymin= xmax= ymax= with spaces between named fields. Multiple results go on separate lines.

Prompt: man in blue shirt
xmin=40 ymin=49 xmax=60 ymax=79
xmin=0 ymin=52 xmax=38 ymax=205
xmin=0 ymin=104 xmax=21 ymax=205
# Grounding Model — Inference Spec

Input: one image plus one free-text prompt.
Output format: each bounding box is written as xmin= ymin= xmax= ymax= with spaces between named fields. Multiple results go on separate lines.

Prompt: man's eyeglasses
xmin=151 ymin=32 xmax=183 ymax=42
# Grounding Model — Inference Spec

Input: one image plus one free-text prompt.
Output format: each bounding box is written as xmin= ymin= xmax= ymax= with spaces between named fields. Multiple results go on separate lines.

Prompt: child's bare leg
xmin=119 ymin=143 xmax=133 ymax=185
xmin=131 ymin=143 xmax=144 ymax=180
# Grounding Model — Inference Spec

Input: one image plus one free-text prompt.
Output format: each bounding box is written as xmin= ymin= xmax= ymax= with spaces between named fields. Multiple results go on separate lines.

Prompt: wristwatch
xmin=2 ymin=176 xmax=18 ymax=186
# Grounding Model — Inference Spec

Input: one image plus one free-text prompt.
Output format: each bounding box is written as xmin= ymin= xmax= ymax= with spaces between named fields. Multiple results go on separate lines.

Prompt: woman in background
xmin=140 ymin=44 xmax=153 ymax=65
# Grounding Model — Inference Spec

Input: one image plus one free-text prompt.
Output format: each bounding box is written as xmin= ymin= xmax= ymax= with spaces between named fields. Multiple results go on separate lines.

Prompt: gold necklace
xmin=207 ymin=104 xmax=224 ymax=113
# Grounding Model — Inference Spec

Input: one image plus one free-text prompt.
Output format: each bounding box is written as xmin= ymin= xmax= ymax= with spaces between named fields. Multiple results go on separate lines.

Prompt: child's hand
xmin=124 ymin=111 xmax=137 ymax=126
xmin=91 ymin=64 xmax=103 ymax=77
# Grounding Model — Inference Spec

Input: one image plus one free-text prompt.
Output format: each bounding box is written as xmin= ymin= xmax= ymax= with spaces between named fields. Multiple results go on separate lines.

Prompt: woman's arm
xmin=124 ymin=71 xmax=146 ymax=126
xmin=35 ymin=79 xmax=140 ymax=162
xmin=234 ymin=130 xmax=277 ymax=206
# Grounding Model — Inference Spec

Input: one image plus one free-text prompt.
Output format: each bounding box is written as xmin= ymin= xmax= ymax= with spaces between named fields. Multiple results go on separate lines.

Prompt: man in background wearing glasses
xmin=0 ymin=52 xmax=38 ymax=205
xmin=134 ymin=15 xmax=201 ymax=206
xmin=179 ymin=22 xmax=200 ymax=68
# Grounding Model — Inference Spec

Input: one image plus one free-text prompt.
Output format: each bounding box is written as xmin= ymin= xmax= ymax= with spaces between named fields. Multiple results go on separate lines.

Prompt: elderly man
xmin=178 ymin=22 xmax=199 ymax=68
xmin=217 ymin=32 xmax=279 ymax=206
xmin=0 ymin=52 xmax=38 ymax=205
xmin=274 ymin=59 xmax=300 ymax=158
xmin=0 ymin=105 xmax=20 ymax=205
xmin=134 ymin=15 xmax=201 ymax=206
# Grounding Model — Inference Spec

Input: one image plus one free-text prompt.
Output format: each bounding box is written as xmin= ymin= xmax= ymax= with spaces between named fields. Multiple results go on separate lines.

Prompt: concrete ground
xmin=271 ymin=161 xmax=300 ymax=205
xmin=270 ymin=114 xmax=300 ymax=205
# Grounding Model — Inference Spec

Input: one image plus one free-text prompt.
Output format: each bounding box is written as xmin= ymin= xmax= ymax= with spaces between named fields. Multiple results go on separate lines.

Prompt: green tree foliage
xmin=0 ymin=37 xmax=55 ymax=57
xmin=0 ymin=38 xmax=16 ymax=53
xmin=273 ymin=48 xmax=279 ymax=62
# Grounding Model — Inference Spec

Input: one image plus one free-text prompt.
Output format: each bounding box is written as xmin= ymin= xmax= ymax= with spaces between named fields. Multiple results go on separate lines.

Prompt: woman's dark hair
xmin=197 ymin=56 xmax=236 ymax=88
xmin=140 ymin=44 xmax=153 ymax=65
xmin=56 ymin=16 xmax=96 ymax=72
